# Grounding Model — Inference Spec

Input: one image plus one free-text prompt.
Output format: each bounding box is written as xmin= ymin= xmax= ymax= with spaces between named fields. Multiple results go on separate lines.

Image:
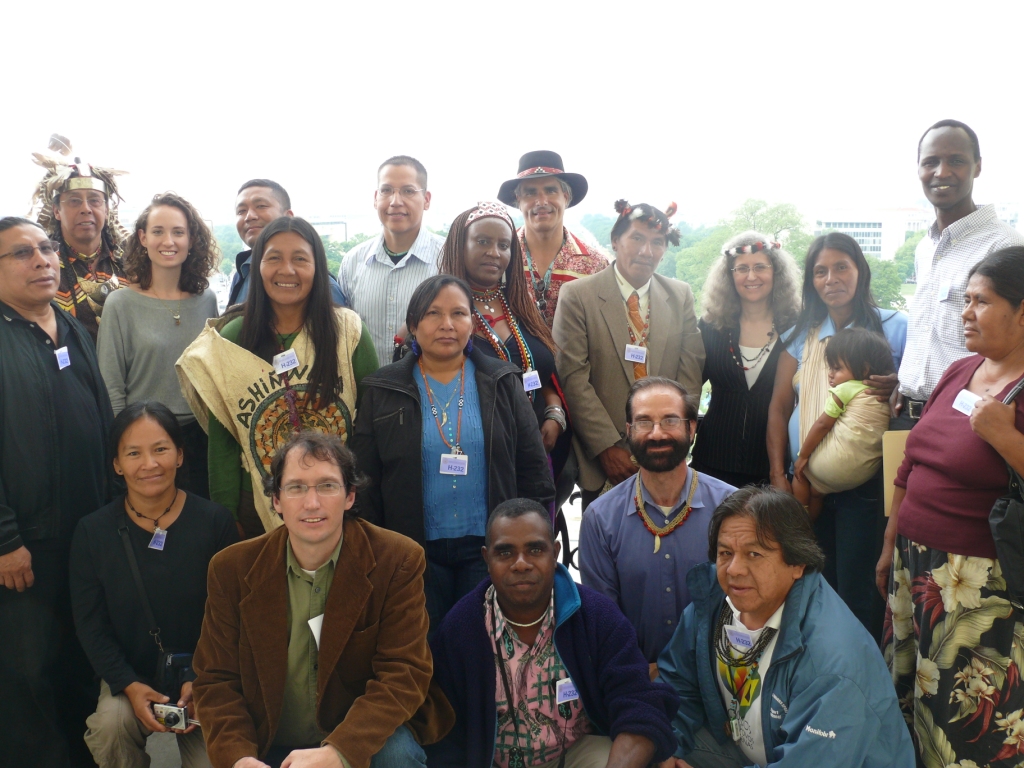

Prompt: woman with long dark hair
xmin=766 ymin=232 xmax=907 ymax=638
xmin=177 ymin=217 xmax=378 ymax=537
xmin=98 ymin=193 xmax=219 ymax=498
xmin=438 ymin=202 xmax=572 ymax=480
xmin=351 ymin=274 xmax=553 ymax=630
xmin=70 ymin=401 xmax=238 ymax=768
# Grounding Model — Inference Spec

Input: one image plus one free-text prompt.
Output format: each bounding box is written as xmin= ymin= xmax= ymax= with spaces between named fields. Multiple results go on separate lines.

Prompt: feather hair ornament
xmin=29 ymin=137 xmax=129 ymax=245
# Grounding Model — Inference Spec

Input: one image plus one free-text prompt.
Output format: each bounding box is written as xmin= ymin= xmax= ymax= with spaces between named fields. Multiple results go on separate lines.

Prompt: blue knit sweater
xmin=427 ymin=565 xmax=679 ymax=766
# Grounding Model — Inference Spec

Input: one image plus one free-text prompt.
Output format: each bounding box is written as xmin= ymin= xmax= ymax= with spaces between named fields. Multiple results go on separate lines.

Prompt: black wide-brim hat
xmin=497 ymin=150 xmax=588 ymax=208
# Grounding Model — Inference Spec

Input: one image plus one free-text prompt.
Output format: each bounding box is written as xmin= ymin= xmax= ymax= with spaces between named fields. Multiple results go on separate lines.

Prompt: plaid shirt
xmin=486 ymin=585 xmax=592 ymax=767
xmin=899 ymin=204 xmax=1024 ymax=402
xmin=519 ymin=227 xmax=608 ymax=328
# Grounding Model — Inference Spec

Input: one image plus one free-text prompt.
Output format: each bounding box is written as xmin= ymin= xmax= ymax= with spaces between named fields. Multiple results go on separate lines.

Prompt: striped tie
xmin=626 ymin=292 xmax=648 ymax=380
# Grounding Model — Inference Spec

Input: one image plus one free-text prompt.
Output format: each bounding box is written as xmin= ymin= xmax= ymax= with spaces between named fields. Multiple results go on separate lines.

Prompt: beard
xmin=628 ymin=432 xmax=691 ymax=473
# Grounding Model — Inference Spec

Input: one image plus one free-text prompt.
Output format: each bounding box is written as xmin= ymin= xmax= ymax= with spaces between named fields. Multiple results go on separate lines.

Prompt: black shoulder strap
xmin=1001 ymin=377 xmax=1024 ymax=497
xmin=1003 ymin=376 xmax=1024 ymax=406
xmin=118 ymin=516 xmax=164 ymax=652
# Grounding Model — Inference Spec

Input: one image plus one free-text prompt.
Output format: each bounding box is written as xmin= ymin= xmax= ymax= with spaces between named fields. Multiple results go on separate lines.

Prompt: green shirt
xmin=824 ymin=379 xmax=870 ymax=418
xmin=207 ymin=316 xmax=379 ymax=516
xmin=274 ymin=534 xmax=345 ymax=753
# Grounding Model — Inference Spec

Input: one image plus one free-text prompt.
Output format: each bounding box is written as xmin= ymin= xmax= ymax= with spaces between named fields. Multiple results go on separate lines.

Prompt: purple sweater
xmin=427 ymin=565 xmax=679 ymax=766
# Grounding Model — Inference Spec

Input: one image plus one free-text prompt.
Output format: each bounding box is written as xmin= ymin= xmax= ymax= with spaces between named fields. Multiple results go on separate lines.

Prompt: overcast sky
xmin=3 ymin=0 xmax=1022 ymax=238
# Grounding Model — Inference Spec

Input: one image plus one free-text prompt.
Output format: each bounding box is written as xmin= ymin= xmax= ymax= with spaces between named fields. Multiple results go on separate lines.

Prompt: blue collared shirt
xmin=780 ymin=308 xmax=907 ymax=464
xmin=579 ymin=467 xmax=737 ymax=662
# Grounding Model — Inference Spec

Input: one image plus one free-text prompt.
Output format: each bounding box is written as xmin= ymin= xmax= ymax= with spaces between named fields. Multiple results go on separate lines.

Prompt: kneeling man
xmin=193 ymin=432 xmax=452 ymax=768
xmin=429 ymin=498 xmax=680 ymax=767
xmin=657 ymin=487 xmax=913 ymax=768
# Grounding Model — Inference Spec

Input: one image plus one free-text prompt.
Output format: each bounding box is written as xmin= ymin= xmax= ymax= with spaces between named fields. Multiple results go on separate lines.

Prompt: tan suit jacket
xmin=192 ymin=518 xmax=453 ymax=768
xmin=553 ymin=265 xmax=705 ymax=491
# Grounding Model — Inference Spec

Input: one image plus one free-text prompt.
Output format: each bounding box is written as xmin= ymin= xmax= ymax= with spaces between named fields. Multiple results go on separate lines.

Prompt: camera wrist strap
xmin=118 ymin=517 xmax=164 ymax=652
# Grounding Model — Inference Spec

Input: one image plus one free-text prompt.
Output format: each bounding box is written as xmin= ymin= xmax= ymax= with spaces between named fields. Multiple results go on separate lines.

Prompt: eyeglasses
xmin=730 ymin=263 xmax=773 ymax=276
xmin=377 ymin=186 xmax=424 ymax=200
xmin=630 ymin=417 xmax=686 ymax=433
xmin=0 ymin=241 xmax=60 ymax=261
xmin=60 ymin=195 xmax=107 ymax=210
xmin=281 ymin=482 xmax=345 ymax=498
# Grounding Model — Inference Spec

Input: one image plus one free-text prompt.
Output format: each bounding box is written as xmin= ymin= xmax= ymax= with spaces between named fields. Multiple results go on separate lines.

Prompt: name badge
xmin=439 ymin=453 xmax=469 ymax=475
xmin=54 ymin=346 xmax=71 ymax=370
xmin=952 ymin=389 xmax=982 ymax=416
xmin=556 ymin=677 xmax=580 ymax=704
xmin=726 ymin=627 xmax=754 ymax=650
xmin=625 ymin=344 xmax=647 ymax=364
xmin=148 ymin=527 xmax=167 ymax=551
xmin=938 ymin=279 xmax=952 ymax=302
xmin=273 ymin=349 xmax=300 ymax=375
xmin=522 ymin=370 xmax=542 ymax=392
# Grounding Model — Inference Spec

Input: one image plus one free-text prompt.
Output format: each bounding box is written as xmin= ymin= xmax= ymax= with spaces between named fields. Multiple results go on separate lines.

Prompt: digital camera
xmin=152 ymin=703 xmax=190 ymax=730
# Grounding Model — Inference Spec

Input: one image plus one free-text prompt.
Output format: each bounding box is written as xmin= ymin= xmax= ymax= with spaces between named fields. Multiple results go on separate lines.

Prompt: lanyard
xmin=625 ymin=296 xmax=651 ymax=348
xmin=491 ymin=594 xmax=567 ymax=768
xmin=419 ymin=357 xmax=465 ymax=453
xmin=276 ymin=336 xmax=303 ymax=431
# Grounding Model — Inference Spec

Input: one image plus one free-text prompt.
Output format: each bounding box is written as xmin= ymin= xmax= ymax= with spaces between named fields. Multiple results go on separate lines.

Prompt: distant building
xmin=813 ymin=207 xmax=931 ymax=260
xmin=995 ymin=203 xmax=1020 ymax=230
xmin=308 ymin=217 xmax=349 ymax=242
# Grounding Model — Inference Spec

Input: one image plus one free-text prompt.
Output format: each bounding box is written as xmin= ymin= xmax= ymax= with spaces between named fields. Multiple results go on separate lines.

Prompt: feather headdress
xmin=29 ymin=134 xmax=129 ymax=244
xmin=613 ymin=199 xmax=681 ymax=247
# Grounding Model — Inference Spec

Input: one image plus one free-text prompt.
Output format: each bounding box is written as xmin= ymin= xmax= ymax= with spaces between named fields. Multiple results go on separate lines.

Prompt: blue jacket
xmin=428 ymin=565 xmax=679 ymax=766
xmin=658 ymin=563 xmax=914 ymax=768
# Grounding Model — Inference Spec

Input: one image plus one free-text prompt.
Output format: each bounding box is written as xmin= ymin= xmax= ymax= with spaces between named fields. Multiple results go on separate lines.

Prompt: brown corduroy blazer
xmin=192 ymin=518 xmax=454 ymax=768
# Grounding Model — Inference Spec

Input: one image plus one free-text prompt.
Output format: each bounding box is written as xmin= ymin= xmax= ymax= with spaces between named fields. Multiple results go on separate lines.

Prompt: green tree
xmin=866 ymin=255 xmax=906 ymax=311
xmin=893 ymin=230 xmax=925 ymax=283
xmin=580 ymin=213 xmax=614 ymax=248
xmin=729 ymin=199 xmax=807 ymax=241
xmin=675 ymin=227 xmax=733 ymax=314
xmin=321 ymin=233 xmax=373 ymax=277
xmin=213 ymin=225 xmax=246 ymax=274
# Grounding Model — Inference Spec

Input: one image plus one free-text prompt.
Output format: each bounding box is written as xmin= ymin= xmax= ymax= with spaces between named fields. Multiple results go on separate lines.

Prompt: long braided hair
xmin=438 ymin=207 xmax=556 ymax=354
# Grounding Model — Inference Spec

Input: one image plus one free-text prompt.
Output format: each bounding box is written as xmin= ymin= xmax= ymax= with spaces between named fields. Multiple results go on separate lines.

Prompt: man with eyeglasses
xmin=496 ymin=150 xmax=608 ymax=328
xmin=193 ymin=431 xmax=453 ymax=768
xmin=229 ymin=178 xmax=346 ymax=306
xmin=338 ymin=156 xmax=443 ymax=366
xmin=0 ymin=217 xmax=115 ymax=767
xmin=579 ymin=378 xmax=735 ymax=671
xmin=31 ymin=152 xmax=128 ymax=339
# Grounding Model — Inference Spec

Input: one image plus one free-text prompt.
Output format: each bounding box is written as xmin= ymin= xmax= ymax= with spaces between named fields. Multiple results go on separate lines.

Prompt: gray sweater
xmin=96 ymin=287 xmax=218 ymax=422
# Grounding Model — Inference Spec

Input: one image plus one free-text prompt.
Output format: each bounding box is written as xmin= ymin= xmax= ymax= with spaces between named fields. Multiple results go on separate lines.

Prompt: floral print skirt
xmin=885 ymin=535 xmax=1024 ymax=767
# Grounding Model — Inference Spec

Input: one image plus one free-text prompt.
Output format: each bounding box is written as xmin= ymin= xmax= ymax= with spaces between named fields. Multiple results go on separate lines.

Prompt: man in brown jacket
xmin=193 ymin=433 xmax=452 ymax=768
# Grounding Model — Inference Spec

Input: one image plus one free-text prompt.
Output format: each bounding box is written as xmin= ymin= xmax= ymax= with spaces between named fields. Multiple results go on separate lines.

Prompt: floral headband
xmin=723 ymin=241 xmax=781 ymax=258
xmin=466 ymin=200 xmax=516 ymax=230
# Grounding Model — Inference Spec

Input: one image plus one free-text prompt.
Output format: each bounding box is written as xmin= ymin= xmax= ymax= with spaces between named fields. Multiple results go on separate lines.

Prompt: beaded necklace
xmin=634 ymin=470 xmax=699 ymax=553
xmin=471 ymin=289 xmax=537 ymax=402
xmin=727 ymin=324 xmax=776 ymax=372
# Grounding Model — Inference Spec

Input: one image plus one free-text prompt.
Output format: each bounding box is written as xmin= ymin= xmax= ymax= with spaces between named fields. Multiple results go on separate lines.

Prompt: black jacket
xmin=0 ymin=302 xmax=114 ymax=554
xmin=691 ymin=318 xmax=785 ymax=479
xmin=350 ymin=350 xmax=554 ymax=545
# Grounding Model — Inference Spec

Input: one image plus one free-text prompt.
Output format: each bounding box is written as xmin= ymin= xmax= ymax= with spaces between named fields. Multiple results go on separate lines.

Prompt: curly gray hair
xmin=701 ymin=230 xmax=801 ymax=331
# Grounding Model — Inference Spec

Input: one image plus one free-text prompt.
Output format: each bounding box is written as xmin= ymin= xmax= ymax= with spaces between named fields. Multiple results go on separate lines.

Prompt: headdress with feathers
xmin=613 ymin=199 xmax=681 ymax=246
xmin=29 ymin=134 xmax=129 ymax=246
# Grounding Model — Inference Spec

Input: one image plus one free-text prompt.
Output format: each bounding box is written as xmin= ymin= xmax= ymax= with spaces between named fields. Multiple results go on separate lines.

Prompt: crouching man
xmin=429 ymin=498 xmax=680 ymax=767
xmin=192 ymin=432 xmax=453 ymax=768
xmin=656 ymin=487 xmax=913 ymax=768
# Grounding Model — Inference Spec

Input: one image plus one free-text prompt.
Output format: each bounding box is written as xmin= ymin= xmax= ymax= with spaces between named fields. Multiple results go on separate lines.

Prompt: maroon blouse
xmin=896 ymin=355 xmax=1024 ymax=559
